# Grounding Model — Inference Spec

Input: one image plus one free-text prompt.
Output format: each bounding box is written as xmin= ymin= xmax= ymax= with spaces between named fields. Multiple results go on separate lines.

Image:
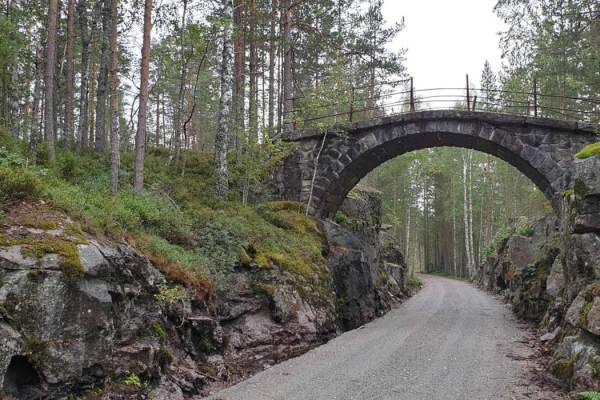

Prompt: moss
xmin=574 ymin=178 xmax=591 ymax=198
xmin=0 ymin=232 xmax=86 ymax=280
xmin=252 ymin=282 xmax=276 ymax=299
xmin=22 ymin=336 xmax=50 ymax=368
xmin=22 ymin=239 xmax=85 ymax=280
xmin=576 ymin=142 xmax=600 ymax=159
xmin=552 ymin=355 xmax=577 ymax=383
xmin=19 ymin=216 xmax=61 ymax=230
xmin=581 ymin=301 xmax=594 ymax=327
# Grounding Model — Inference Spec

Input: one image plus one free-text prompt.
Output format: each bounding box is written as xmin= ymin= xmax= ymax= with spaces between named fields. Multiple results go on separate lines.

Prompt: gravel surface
xmin=206 ymin=274 xmax=535 ymax=400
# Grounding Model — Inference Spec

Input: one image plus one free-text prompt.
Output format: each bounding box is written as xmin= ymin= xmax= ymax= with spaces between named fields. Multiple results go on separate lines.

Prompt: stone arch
xmin=281 ymin=111 xmax=599 ymax=218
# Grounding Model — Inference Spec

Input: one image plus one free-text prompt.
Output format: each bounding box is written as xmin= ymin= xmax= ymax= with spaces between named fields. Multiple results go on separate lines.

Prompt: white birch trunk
xmin=214 ymin=0 xmax=234 ymax=200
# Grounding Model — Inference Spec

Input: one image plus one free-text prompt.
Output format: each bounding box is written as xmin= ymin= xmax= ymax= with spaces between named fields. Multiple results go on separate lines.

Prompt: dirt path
xmin=206 ymin=274 xmax=569 ymax=400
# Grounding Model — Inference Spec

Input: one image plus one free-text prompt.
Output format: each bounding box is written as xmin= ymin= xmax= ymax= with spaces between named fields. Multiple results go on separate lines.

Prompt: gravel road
xmin=207 ymin=274 xmax=529 ymax=400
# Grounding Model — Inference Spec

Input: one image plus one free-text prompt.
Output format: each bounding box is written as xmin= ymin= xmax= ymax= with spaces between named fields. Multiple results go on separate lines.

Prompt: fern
xmin=578 ymin=392 xmax=600 ymax=400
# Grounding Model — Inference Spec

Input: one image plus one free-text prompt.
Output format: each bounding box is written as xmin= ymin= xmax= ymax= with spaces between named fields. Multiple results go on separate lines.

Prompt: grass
xmin=0 ymin=130 xmax=326 ymax=301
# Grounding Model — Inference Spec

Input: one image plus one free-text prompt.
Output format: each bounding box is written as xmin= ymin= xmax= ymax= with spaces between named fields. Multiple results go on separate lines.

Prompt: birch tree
xmin=214 ymin=0 xmax=234 ymax=200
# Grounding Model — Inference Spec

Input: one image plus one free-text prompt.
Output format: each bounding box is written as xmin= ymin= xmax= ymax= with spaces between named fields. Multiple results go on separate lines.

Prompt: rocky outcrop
xmin=477 ymin=217 xmax=560 ymax=321
xmin=324 ymin=187 xmax=410 ymax=330
xmin=0 ymin=192 xmax=411 ymax=399
xmin=476 ymin=186 xmax=600 ymax=392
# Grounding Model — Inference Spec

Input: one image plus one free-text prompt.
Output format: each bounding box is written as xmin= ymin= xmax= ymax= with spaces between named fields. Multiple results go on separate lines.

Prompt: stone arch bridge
xmin=274 ymin=110 xmax=599 ymax=219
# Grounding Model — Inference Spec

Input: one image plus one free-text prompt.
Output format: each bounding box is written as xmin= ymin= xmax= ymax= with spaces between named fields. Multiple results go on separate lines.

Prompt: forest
xmin=0 ymin=0 xmax=599 ymax=281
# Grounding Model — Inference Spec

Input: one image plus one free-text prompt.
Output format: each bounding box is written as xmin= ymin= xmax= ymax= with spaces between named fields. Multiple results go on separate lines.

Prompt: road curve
xmin=207 ymin=274 xmax=527 ymax=400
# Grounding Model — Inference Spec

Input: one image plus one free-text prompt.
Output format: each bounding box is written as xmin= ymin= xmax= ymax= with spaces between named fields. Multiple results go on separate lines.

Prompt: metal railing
xmin=284 ymin=75 xmax=600 ymax=130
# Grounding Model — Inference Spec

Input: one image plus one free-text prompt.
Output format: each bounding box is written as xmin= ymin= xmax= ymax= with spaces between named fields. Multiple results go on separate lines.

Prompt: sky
xmin=382 ymin=0 xmax=507 ymax=90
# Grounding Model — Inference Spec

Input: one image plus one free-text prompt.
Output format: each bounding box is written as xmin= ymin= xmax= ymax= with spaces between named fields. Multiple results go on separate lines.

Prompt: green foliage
xmin=578 ymin=392 xmax=600 ymax=400
xmin=517 ymin=224 xmax=535 ymax=238
xmin=0 ymin=146 xmax=43 ymax=205
xmin=576 ymin=143 xmax=600 ymax=160
xmin=154 ymin=286 xmax=188 ymax=306
xmin=152 ymin=322 xmax=167 ymax=340
xmin=581 ymin=301 xmax=594 ymax=327
xmin=123 ymin=373 xmax=142 ymax=387
xmin=335 ymin=211 xmax=349 ymax=224
xmin=0 ymin=135 xmax=328 ymax=300
xmin=407 ymin=276 xmax=424 ymax=289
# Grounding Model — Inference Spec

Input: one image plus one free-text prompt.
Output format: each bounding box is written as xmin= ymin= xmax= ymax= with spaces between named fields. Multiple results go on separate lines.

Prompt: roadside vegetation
xmin=0 ymin=130 xmax=325 ymax=296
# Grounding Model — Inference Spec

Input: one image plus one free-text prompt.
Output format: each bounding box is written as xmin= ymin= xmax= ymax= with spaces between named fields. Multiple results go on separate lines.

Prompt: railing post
xmin=472 ymin=96 xmax=477 ymax=111
xmin=533 ymin=77 xmax=538 ymax=118
xmin=410 ymin=77 xmax=415 ymax=112
xmin=466 ymin=74 xmax=471 ymax=111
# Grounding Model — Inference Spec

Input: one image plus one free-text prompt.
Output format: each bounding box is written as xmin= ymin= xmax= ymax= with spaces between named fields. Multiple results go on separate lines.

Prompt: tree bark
xmin=77 ymin=0 xmax=90 ymax=150
xmin=214 ymin=0 xmax=234 ymax=201
xmin=65 ymin=0 xmax=76 ymax=148
xmin=134 ymin=0 xmax=152 ymax=192
xmin=232 ymin=0 xmax=245 ymax=152
xmin=463 ymin=152 xmax=473 ymax=275
xmin=281 ymin=0 xmax=293 ymax=136
xmin=109 ymin=0 xmax=119 ymax=193
xmin=268 ymin=0 xmax=277 ymax=137
xmin=44 ymin=0 xmax=59 ymax=162
xmin=248 ymin=0 xmax=258 ymax=140
xmin=95 ymin=0 xmax=111 ymax=152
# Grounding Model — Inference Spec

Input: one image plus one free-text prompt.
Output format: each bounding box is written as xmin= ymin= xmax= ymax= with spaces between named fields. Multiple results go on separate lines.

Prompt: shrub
xmin=518 ymin=225 xmax=535 ymax=237
xmin=408 ymin=276 xmax=424 ymax=288
xmin=123 ymin=373 xmax=142 ymax=387
xmin=0 ymin=147 xmax=43 ymax=204
xmin=335 ymin=211 xmax=349 ymax=224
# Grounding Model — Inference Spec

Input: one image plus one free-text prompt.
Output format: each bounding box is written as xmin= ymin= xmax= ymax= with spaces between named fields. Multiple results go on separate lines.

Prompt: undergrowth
xmin=0 ymin=131 xmax=323 ymax=299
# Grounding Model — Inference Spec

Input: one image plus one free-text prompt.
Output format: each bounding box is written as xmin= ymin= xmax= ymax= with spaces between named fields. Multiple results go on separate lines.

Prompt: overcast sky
xmin=382 ymin=0 xmax=507 ymax=90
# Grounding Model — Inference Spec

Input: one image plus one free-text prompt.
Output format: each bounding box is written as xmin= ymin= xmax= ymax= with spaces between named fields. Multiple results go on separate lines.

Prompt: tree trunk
xmin=462 ymin=152 xmax=473 ymax=275
xmin=281 ymin=0 xmax=293 ymax=136
xmin=214 ymin=0 xmax=234 ymax=201
xmin=44 ymin=0 xmax=59 ymax=162
xmin=65 ymin=0 xmax=76 ymax=148
xmin=95 ymin=0 xmax=111 ymax=152
xmin=134 ymin=0 xmax=152 ymax=192
xmin=77 ymin=0 xmax=90 ymax=150
xmin=173 ymin=0 xmax=188 ymax=157
xmin=248 ymin=0 xmax=258 ymax=141
xmin=268 ymin=0 xmax=277 ymax=136
xmin=155 ymin=93 xmax=160 ymax=147
xmin=109 ymin=0 xmax=119 ymax=193
xmin=232 ymin=0 xmax=246 ymax=152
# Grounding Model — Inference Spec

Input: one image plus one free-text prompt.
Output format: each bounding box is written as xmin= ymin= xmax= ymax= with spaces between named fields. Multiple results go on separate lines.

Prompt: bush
xmin=408 ymin=276 xmax=424 ymax=288
xmin=335 ymin=211 xmax=349 ymax=224
xmin=518 ymin=225 xmax=535 ymax=237
xmin=0 ymin=167 xmax=43 ymax=204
